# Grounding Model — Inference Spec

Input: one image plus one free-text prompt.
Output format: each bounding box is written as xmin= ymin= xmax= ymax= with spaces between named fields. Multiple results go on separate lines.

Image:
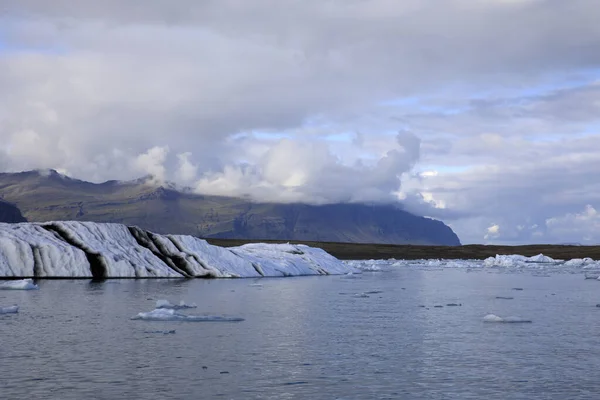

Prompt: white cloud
xmin=545 ymin=205 xmax=600 ymax=244
xmin=175 ymin=152 xmax=198 ymax=184
xmin=484 ymin=224 xmax=500 ymax=240
xmin=133 ymin=146 xmax=168 ymax=183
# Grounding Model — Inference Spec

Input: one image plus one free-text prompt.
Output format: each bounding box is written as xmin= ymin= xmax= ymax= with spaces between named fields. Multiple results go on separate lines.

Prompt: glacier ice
xmin=483 ymin=314 xmax=532 ymax=323
xmin=349 ymin=253 xmax=600 ymax=276
xmin=0 ymin=279 xmax=39 ymax=290
xmin=0 ymin=305 xmax=19 ymax=314
xmin=0 ymin=222 xmax=357 ymax=278
xmin=132 ymin=308 xmax=244 ymax=322
xmin=155 ymin=299 xmax=197 ymax=310
xmin=483 ymin=254 xmax=559 ymax=268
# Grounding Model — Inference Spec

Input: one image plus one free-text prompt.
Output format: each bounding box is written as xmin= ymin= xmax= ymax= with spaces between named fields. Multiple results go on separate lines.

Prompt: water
xmin=2 ymin=266 xmax=600 ymax=399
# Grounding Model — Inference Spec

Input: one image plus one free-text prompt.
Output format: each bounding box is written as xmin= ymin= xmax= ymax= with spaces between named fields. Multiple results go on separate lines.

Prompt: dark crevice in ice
xmin=251 ymin=262 xmax=265 ymax=277
xmin=167 ymin=237 xmax=218 ymax=278
xmin=30 ymin=244 xmax=42 ymax=277
xmin=127 ymin=226 xmax=192 ymax=278
xmin=42 ymin=223 xmax=107 ymax=281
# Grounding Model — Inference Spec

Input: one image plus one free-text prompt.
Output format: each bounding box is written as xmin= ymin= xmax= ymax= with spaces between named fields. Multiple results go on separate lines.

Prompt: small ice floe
xmin=248 ymin=283 xmax=263 ymax=287
xmin=496 ymin=296 xmax=514 ymax=300
xmin=0 ymin=305 xmax=19 ymax=314
xmin=353 ymin=293 xmax=370 ymax=298
xmin=155 ymin=299 xmax=197 ymax=310
xmin=446 ymin=303 xmax=462 ymax=307
xmin=132 ymin=308 xmax=244 ymax=322
xmin=364 ymin=290 xmax=383 ymax=295
xmin=0 ymin=279 xmax=39 ymax=290
xmin=483 ymin=314 xmax=532 ymax=323
xmin=433 ymin=305 xmax=444 ymax=308
xmin=584 ymin=273 xmax=600 ymax=280
xmin=512 ymin=288 xmax=524 ymax=291
xmin=144 ymin=330 xmax=176 ymax=335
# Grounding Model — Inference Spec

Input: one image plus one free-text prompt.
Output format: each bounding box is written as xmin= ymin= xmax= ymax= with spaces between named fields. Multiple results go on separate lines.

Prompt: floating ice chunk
xmin=584 ymin=273 xmax=599 ymax=280
xmin=565 ymin=258 xmax=596 ymax=267
xmin=352 ymin=293 xmax=370 ymax=298
xmin=496 ymin=296 xmax=514 ymax=300
xmin=0 ymin=305 xmax=18 ymax=314
xmin=528 ymin=254 xmax=557 ymax=263
xmin=144 ymin=330 xmax=176 ymax=334
xmin=0 ymin=279 xmax=39 ymax=290
xmin=483 ymin=314 xmax=532 ymax=323
xmin=483 ymin=254 xmax=558 ymax=268
xmin=155 ymin=299 xmax=197 ymax=310
xmin=132 ymin=308 xmax=244 ymax=322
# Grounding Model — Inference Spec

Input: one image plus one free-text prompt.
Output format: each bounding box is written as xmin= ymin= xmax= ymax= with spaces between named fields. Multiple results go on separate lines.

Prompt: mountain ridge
xmin=0 ymin=170 xmax=460 ymax=245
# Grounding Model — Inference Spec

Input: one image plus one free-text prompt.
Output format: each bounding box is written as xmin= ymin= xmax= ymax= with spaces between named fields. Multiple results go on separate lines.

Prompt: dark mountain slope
xmin=0 ymin=170 xmax=460 ymax=245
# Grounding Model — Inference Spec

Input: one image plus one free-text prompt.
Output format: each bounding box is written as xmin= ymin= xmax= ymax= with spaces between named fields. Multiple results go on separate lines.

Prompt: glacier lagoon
xmin=3 ymin=261 xmax=600 ymax=399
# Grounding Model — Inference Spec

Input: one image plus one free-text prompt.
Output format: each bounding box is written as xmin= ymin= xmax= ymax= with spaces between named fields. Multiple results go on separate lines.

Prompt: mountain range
xmin=0 ymin=170 xmax=460 ymax=245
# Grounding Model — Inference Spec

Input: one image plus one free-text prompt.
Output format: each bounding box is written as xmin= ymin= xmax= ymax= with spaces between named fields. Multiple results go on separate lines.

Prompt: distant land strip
xmin=205 ymin=239 xmax=600 ymax=261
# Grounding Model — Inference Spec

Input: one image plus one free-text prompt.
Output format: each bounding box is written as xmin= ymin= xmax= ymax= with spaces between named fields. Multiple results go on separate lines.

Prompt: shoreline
xmin=206 ymin=239 xmax=600 ymax=261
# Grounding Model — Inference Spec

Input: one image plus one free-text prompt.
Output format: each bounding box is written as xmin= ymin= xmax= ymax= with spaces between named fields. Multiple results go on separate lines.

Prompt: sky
xmin=1 ymin=0 xmax=599 ymax=245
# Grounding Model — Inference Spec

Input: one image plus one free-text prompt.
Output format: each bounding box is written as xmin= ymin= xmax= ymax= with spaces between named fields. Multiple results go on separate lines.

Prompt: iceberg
xmin=0 ymin=222 xmax=356 ymax=278
xmin=0 ymin=279 xmax=39 ymax=290
xmin=0 ymin=305 xmax=19 ymax=314
xmin=155 ymin=299 xmax=197 ymax=310
xmin=132 ymin=308 xmax=244 ymax=322
xmin=483 ymin=314 xmax=532 ymax=323
xmin=483 ymin=254 xmax=559 ymax=268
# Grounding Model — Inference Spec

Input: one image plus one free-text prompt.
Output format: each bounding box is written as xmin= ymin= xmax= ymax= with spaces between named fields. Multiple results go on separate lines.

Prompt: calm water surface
xmin=2 ymin=267 xmax=600 ymax=399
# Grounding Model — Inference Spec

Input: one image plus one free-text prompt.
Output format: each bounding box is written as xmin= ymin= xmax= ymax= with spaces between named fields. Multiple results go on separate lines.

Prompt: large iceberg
xmin=0 ymin=222 xmax=357 ymax=279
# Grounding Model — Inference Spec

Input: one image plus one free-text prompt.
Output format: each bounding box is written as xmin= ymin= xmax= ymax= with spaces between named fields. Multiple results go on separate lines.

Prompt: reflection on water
xmin=1 ymin=268 xmax=600 ymax=399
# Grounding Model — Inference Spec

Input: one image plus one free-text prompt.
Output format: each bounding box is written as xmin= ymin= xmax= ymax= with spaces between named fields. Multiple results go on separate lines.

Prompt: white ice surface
xmin=0 ymin=279 xmax=39 ymax=290
xmin=0 ymin=223 xmax=90 ymax=277
xmin=0 ymin=222 xmax=353 ymax=278
xmin=348 ymin=254 xmax=600 ymax=276
xmin=48 ymin=222 xmax=181 ymax=278
xmin=132 ymin=308 xmax=244 ymax=322
xmin=0 ymin=305 xmax=18 ymax=313
xmin=483 ymin=254 xmax=560 ymax=267
xmin=483 ymin=313 xmax=532 ymax=323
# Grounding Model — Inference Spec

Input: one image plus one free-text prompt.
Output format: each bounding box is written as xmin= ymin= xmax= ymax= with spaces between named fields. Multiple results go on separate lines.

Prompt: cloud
xmin=545 ymin=205 xmax=600 ymax=244
xmin=133 ymin=146 xmax=168 ymax=183
xmin=175 ymin=152 xmax=198 ymax=184
xmin=484 ymin=224 xmax=500 ymax=241
xmin=0 ymin=1 xmax=600 ymax=243
xmin=195 ymin=131 xmax=421 ymax=203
